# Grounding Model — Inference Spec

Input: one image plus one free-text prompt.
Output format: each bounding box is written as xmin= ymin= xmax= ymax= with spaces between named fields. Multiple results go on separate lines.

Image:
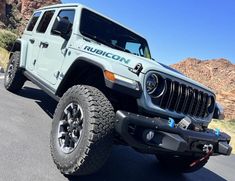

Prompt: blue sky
xmin=62 ymin=0 xmax=235 ymax=65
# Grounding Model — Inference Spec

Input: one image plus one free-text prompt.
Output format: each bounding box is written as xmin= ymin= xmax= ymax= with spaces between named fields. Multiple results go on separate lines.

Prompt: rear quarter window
xmin=36 ymin=10 xmax=55 ymax=33
xmin=27 ymin=12 xmax=41 ymax=31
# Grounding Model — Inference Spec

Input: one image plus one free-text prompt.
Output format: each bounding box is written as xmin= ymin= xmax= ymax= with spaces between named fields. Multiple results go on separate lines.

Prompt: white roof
xmin=38 ymin=3 xmax=145 ymax=39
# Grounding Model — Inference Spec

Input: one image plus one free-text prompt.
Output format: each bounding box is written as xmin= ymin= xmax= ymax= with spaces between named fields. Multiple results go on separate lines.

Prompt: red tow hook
xmin=190 ymin=144 xmax=213 ymax=167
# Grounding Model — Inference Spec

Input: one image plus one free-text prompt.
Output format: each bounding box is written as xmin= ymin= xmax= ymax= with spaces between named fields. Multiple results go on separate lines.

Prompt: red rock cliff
xmin=0 ymin=0 xmax=61 ymax=32
xmin=21 ymin=0 xmax=61 ymax=20
xmin=172 ymin=58 xmax=235 ymax=120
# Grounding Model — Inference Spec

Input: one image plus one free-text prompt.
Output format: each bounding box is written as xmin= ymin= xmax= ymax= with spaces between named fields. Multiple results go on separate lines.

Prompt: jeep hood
xmin=81 ymin=43 xmax=214 ymax=94
xmin=126 ymin=53 xmax=214 ymax=94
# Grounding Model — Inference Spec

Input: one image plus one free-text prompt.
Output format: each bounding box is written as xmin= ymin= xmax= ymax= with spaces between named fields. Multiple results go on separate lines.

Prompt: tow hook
xmin=203 ymin=144 xmax=213 ymax=153
xmin=190 ymin=144 xmax=213 ymax=167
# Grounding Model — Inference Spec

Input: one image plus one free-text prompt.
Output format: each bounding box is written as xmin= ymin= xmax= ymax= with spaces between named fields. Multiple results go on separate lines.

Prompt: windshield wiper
xmin=82 ymin=32 xmax=109 ymax=46
xmin=82 ymin=32 xmax=130 ymax=53
xmin=110 ymin=43 xmax=127 ymax=52
xmin=97 ymin=39 xmax=131 ymax=54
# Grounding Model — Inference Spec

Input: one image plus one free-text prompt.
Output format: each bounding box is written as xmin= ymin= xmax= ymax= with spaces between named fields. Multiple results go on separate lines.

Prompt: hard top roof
xmin=37 ymin=3 xmax=145 ymax=39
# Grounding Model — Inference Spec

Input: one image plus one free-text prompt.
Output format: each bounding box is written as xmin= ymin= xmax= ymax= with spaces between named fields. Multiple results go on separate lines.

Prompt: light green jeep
xmin=4 ymin=3 xmax=232 ymax=176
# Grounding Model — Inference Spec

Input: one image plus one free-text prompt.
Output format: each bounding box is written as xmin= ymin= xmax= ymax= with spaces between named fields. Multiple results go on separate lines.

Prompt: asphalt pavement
xmin=0 ymin=75 xmax=234 ymax=181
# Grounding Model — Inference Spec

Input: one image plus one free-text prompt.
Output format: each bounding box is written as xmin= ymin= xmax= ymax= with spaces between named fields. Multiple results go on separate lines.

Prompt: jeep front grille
xmin=151 ymin=78 xmax=214 ymax=118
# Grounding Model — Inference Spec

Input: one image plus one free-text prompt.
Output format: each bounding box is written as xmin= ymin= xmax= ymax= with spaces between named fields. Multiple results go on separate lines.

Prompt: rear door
xmin=35 ymin=9 xmax=75 ymax=85
xmin=24 ymin=11 xmax=42 ymax=71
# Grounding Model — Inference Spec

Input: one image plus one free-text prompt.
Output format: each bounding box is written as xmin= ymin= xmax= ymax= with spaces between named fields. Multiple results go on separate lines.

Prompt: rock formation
xmin=0 ymin=0 xmax=61 ymax=32
xmin=172 ymin=58 xmax=235 ymax=120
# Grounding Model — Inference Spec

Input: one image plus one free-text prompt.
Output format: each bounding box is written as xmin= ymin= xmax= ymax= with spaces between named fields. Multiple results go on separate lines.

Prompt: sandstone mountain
xmin=0 ymin=0 xmax=61 ymax=33
xmin=172 ymin=58 xmax=235 ymax=120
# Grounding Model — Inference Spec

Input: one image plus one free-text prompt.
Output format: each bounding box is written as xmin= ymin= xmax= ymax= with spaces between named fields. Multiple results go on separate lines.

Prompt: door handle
xmin=43 ymin=42 xmax=49 ymax=48
xmin=29 ymin=39 xmax=35 ymax=44
xmin=40 ymin=41 xmax=49 ymax=48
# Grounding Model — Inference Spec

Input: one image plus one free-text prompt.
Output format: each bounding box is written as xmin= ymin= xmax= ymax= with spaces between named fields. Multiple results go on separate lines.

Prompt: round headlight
xmin=146 ymin=73 xmax=165 ymax=98
xmin=146 ymin=74 xmax=158 ymax=94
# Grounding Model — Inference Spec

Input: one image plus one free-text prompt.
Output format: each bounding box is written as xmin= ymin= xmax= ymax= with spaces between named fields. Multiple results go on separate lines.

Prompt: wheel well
xmin=56 ymin=60 xmax=106 ymax=97
xmin=11 ymin=41 xmax=21 ymax=52
xmin=56 ymin=60 xmax=138 ymax=113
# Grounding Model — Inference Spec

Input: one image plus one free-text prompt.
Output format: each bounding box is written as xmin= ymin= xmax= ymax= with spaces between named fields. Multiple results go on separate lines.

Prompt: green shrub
xmin=0 ymin=30 xmax=17 ymax=51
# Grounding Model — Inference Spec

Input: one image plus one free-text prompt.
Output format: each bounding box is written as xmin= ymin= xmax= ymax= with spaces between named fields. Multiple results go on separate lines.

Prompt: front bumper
xmin=115 ymin=111 xmax=232 ymax=156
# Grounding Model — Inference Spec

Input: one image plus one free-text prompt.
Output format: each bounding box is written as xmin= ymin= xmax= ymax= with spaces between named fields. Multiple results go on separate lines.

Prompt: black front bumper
xmin=115 ymin=111 xmax=232 ymax=156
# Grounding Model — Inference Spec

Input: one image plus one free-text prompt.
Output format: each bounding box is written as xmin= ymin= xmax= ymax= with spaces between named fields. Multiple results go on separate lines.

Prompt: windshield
xmin=80 ymin=9 xmax=151 ymax=59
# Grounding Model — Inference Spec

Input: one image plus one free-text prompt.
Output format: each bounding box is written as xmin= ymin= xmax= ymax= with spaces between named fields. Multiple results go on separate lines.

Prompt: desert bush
xmin=0 ymin=30 xmax=17 ymax=51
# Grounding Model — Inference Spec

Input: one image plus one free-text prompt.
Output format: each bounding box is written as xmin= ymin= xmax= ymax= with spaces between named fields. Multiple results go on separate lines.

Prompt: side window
xmin=27 ymin=12 xmax=41 ymax=31
xmin=51 ymin=10 xmax=75 ymax=36
xmin=36 ymin=10 xmax=55 ymax=33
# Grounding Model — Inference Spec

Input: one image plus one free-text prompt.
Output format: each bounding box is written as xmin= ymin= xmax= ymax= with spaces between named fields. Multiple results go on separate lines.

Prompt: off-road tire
xmin=156 ymin=154 xmax=208 ymax=173
xmin=50 ymin=85 xmax=115 ymax=175
xmin=4 ymin=51 xmax=26 ymax=92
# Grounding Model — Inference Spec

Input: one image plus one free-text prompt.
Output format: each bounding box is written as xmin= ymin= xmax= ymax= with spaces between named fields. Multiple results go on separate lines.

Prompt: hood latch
xmin=129 ymin=63 xmax=143 ymax=76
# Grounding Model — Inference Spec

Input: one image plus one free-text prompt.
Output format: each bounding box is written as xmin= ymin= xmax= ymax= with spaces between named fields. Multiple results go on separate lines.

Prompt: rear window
xmin=37 ymin=10 xmax=55 ymax=33
xmin=27 ymin=12 xmax=41 ymax=31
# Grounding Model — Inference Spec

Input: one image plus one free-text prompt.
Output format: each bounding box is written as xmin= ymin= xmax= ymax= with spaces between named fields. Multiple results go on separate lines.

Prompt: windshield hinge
xmin=129 ymin=63 xmax=143 ymax=76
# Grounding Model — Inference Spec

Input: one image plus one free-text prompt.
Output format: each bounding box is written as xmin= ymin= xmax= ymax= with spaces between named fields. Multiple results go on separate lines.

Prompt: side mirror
xmin=52 ymin=17 xmax=72 ymax=40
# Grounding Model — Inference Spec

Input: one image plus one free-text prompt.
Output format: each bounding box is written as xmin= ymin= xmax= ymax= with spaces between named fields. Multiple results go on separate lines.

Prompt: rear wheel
xmin=4 ymin=51 xmax=26 ymax=93
xmin=156 ymin=154 xmax=208 ymax=173
xmin=50 ymin=85 xmax=115 ymax=175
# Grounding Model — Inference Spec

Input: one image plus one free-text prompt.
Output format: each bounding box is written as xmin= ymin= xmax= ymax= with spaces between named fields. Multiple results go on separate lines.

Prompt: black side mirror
xmin=52 ymin=17 xmax=72 ymax=40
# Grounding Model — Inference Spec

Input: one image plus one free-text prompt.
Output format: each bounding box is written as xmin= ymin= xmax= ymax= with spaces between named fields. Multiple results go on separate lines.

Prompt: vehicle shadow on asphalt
xmin=19 ymin=86 xmax=58 ymax=118
xmin=19 ymin=85 xmax=226 ymax=181
xmin=67 ymin=146 xmax=226 ymax=181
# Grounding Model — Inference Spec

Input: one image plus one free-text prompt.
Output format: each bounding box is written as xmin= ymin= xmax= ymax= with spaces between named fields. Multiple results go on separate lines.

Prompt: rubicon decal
xmin=84 ymin=46 xmax=131 ymax=64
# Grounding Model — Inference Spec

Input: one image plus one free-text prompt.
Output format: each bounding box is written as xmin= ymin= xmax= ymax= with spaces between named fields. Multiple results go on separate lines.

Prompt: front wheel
xmin=156 ymin=154 xmax=208 ymax=173
xmin=50 ymin=85 xmax=115 ymax=175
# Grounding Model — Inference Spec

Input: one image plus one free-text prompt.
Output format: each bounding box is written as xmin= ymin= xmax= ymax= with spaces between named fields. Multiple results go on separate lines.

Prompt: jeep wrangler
xmin=4 ymin=3 xmax=232 ymax=175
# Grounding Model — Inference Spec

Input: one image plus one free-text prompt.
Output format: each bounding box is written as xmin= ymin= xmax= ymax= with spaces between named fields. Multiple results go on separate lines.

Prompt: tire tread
xmin=50 ymin=85 xmax=115 ymax=175
xmin=4 ymin=51 xmax=26 ymax=92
